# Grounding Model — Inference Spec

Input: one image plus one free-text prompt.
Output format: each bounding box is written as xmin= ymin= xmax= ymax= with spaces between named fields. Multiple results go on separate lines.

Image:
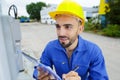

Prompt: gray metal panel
xmin=10 ymin=18 xmax=21 ymax=42
xmin=1 ymin=16 xmax=19 ymax=80
xmin=0 ymin=2 xmax=12 ymax=80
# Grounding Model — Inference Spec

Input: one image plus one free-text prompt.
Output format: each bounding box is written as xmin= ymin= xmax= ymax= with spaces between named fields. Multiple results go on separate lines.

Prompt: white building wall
xmin=40 ymin=4 xmax=56 ymax=24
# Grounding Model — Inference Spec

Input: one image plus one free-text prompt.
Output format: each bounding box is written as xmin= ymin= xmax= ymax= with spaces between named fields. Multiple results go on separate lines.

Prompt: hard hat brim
xmin=49 ymin=11 xmax=85 ymax=25
xmin=49 ymin=11 xmax=81 ymax=20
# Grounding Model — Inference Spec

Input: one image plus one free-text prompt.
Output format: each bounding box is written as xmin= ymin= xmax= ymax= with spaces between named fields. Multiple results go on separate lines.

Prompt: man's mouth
xmin=58 ymin=36 xmax=68 ymax=42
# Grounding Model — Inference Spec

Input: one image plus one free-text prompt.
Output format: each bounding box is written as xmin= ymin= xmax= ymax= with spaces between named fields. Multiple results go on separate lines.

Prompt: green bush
xmin=85 ymin=22 xmax=101 ymax=31
xmin=84 ymin=16 xmax=120 ymax=38
xmin=84 ymin=16 xmax=101 ymax=32
xmin=84 ymin=21 xmax=93 ymax=31
xmin=102 ymin=24 xmax=120 ymax=37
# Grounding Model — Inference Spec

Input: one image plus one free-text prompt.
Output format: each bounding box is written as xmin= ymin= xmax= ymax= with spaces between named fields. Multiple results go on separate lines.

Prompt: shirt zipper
xmin=68 ymin=57 xmax=70 ymax=68
xmin=63 ymin=50 xmax=72 ymax=70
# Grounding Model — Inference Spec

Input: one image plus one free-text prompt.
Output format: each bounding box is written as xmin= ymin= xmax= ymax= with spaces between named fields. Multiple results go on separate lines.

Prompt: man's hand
xmin=37 ymin=67 xmax=55 ymax=80
xmin=62 ymin=71 xmax=81 ymax=80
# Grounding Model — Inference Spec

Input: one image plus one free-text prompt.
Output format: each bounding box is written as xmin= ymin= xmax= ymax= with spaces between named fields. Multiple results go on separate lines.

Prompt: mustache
xmin=58 ymin=36 xmax=68 ymax=38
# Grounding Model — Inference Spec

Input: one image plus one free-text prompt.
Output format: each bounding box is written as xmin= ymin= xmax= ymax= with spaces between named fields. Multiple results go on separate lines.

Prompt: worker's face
xmin=55 ymin=15 xmax=83 ymax=48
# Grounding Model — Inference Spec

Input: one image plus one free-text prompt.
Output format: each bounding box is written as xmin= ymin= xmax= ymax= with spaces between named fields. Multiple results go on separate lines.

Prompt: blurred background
xmin=0 ymin=0 xmax=120 ymax=80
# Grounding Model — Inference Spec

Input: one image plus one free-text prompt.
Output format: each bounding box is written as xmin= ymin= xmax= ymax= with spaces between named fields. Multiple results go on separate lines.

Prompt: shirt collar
xmin=76 ymin=35 xmax=87 ymax=52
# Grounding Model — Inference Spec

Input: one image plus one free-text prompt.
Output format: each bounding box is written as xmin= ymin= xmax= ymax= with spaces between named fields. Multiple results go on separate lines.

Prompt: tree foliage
xmin=26 ymin=2 xmax=46 ymax=21
xmin=106 ymin=0 xmax=120 ymax=25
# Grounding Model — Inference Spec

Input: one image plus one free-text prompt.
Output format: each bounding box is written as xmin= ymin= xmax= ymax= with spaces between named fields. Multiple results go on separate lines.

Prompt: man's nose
xmin=58 ymin=27 xmax=66 ymax=36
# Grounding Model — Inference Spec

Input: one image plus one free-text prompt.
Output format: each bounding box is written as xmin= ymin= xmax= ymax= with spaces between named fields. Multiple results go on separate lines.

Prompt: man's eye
xmin=55 ymin=24 xmax=60 ymax=29
xmin=64 ymin=25 xmax=72 ymax=29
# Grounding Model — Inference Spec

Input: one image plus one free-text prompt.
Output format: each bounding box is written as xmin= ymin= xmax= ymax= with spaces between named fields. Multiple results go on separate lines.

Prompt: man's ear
xmin=78 ymin=25 xmax=84 ymax=34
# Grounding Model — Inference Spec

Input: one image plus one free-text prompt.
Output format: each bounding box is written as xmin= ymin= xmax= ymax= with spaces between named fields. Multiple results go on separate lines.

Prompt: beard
xmin=61 ymin=41 xmax=72 ymax=48
xmin=58 ymin=35 xmax=77 ymax=48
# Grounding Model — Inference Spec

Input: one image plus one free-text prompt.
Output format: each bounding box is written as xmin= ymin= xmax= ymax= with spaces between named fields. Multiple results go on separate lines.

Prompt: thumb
xmin=62 ymin=74 xmax=66 ymax=80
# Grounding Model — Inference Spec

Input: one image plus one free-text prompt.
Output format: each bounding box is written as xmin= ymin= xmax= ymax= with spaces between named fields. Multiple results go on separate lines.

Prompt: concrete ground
xmin=18 ymin=22 xmax=120 ymax=80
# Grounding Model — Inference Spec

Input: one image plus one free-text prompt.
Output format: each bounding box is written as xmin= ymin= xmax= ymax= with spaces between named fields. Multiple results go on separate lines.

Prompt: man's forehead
xmin=55 ymin=14 xmax=77 ymax=19
xmin=55 ymin=14 xmax=82 ymax=25
xmin=55 ymin=14 xmax=82 ymax=22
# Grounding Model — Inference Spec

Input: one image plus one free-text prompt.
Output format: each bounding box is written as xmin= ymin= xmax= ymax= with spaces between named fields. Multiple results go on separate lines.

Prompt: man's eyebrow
xmin=55 ymin=24 xmax=73 ymax=26
xmin=55 ymin=24 xmax=59 ymax=26
xmin=63 ymin=24 xmax=73 ymax=26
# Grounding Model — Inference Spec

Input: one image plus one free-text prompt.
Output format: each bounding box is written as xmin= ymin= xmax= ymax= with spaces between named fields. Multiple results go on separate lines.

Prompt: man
xmin=33 ymin=0 xmax=109 ymax=80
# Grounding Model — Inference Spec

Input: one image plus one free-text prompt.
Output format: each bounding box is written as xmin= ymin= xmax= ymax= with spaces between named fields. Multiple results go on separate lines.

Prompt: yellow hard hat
xmin=49 ymin=0 xmax=85 ymax=25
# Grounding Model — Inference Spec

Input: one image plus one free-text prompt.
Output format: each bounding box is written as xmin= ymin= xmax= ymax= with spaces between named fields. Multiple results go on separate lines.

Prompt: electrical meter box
xmin=1 ymin=15 xmax=24 ymax=80
xmin=0 ymin=0 xmax=24 ymax=79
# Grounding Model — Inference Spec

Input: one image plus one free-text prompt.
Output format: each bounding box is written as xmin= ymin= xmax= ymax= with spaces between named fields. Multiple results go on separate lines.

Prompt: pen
xmin=73 ymin=66 xmax=79 ymax=71
xmin=62 ymin=66 xmax=79 ymax=80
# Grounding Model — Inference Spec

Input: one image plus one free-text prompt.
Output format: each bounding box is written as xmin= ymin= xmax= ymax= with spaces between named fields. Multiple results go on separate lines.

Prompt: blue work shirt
xmin=34 ymin=36 xmax=109 ymax=80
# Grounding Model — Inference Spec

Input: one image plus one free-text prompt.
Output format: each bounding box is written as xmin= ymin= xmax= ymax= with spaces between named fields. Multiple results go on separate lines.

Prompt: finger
xmin=67 ymin=71 xmax=79 ymax=77
xmin=37 ymin=67 xmax=44 ymax=78
xmin=49 ymin=73 xmax=56 ymax=79
xmin=65 ymin=76 xmax=81 ymax=80
xmin=38 ymin=71 xmax=49 ymax=79
xmin=62 ymin=71 xmax=81 ymax=80
xmin=37 ymin=66 xmax=44 ymax=71
xmin=62 ymin=74 xmax=66 ymax=80
xmin=37 ymin=67 xmax=46 ymax=77
xmin=38 ymin=76 xmax=49 ymax=80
